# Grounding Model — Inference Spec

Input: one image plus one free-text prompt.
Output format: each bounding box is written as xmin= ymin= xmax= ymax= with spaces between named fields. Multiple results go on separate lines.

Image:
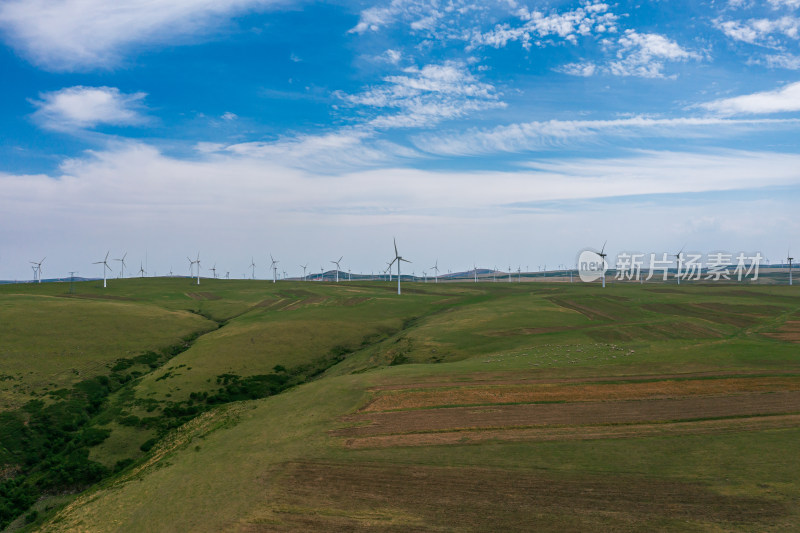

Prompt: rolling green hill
xmin=1 ymin=279 xmax=799 ymax=531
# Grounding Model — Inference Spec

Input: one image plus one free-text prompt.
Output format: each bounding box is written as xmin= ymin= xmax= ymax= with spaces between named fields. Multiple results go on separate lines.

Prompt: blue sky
xmin=1 ymin=0 xmax=800 ymax=280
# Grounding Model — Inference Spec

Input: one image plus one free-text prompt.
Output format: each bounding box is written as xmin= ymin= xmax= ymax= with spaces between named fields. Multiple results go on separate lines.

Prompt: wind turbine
xmin=300 ymin=264 xmax=308 ymax=281
xmin=789 ymin=250 xmax=794 ymax=286
xmin=598 ymin=241 xmax=608 ymax=288
xmin=319 ymin=265 xmax=324 ymax=281
xmin=93 ymin=252 xmax=112 ymax=288
xmin=187 ymin=253 xmax=200 ymax=285
xmin=674 ymin=245 xmax=685 ymax=285
xmin=226 ymin=271 xmax=230 ymax=280
xmin=114 ymin=253 xmax=127 ymax=279
xmin=29 ymin=257 xmax=45 ymax=283
xmin=270 ymin=254 xmax=279 ymax=283
xmin=138 ymin=262 xmax=146 ymax=278
xmin=517 ymin=266 xmax=522 ymax=282
xmin=508 ymin=265 xmax=512 ymax=283
xmin=249 ymin=257 xmax=256 ymax=280
xmin=473 ymin=264 xmax=478 ymax=283
xmin=331 ymin=256 xmax=343 ymax=283
xmin=210 ymin=264 xmax=217 ymax=279
xmin=388 ymin=238 xmax=411 ymax=295
xmin=431 ymin=259 xmax=440 ymax=283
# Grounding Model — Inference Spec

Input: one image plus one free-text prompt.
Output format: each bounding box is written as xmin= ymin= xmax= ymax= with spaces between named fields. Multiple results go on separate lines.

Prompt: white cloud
xmin=715 ymin=16 xmax=800 ymax=46
xmin=411 ymin=116 xmax=800 ymax=156
xmin=768 ymin=0 xmax=800 ymax=9
xmin=469 ymin=2 xmax=618 ymax=50
xmin=221 ymin=112 xmax=238 ymax=121
xmin=557 ymin=62 xmax=597 ymax=77
xmin=31 ymin=86 xmax=149 ymax=131
xmin=558 ymin=30 xmax=702 ymax=79
xmin=700 ymin=81 xmax=800 ymax=115
xmin=764 ymin=52 xmax=800 ymax=68
xmin=215 ymin=128 xmax=419 ymax=172
xmin=342 ymin=61 xmax=505 ymax=129
xmin=607 ymin=30 xmax=702 ymax=78
xmin=0 ymin=0 xmax=287 ymax=70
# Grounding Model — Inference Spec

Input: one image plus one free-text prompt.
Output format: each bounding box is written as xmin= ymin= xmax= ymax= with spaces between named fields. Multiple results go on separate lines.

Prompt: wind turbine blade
xmin=600 ymin=241 xmax=606 ymax=255
xmin=105 ymin=251 xmax=110 ymax=261
xmin=393 ymin=238 xmax=398 ymax=257
xmin=401 ymin=258 xmax=412 ymax=263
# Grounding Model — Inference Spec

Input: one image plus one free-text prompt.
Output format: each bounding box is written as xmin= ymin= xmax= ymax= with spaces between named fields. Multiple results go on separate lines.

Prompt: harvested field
xmin=342 ymin=414 xmax=800 ymax=449
xmin=763 ymin=319 xmax=800 ymax=343
xmin=642 ymin=303 xmax=765 ymax=327
xmin=362 ymin=376 xmax=800 ymax=412
xmin=185 ymin=291 xmax=221 ymax=301
xmin=585 ymin=321 xmax=723 ymax=342
xmin=370 ymin=370 xmax=800 ymax=391
xmin=247 ymin=462 xmax=786 ymax=532
xmin=334 ymin=391 xmax=800 ymax=437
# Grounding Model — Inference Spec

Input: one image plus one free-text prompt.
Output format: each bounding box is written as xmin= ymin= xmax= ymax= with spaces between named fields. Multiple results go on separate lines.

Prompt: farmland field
xmin=0 ymin=278 xmax=798 ymax=531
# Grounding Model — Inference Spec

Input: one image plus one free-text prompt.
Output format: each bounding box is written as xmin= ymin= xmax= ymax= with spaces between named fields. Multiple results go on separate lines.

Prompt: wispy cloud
xmin=412 ymin=116 xmax=800 ymax=156
xmin=560 ymin=30 xmax=702 ymax=79
xmin=31 ymin=86 xmax=149 ymax=131
xmin=340 ymin=61 xmax=505 ymax=129
xmin=700 ymin=81 xmax=800 ymax=115
xmin=0 ymin=0 xmax=288 ymax=71
xmin=715 ymin=15 xmax=800 ymax=46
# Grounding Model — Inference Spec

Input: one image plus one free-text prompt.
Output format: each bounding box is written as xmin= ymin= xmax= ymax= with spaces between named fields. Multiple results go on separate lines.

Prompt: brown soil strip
xmin=59 ymin=293 xmax=135 ymax=301
xmin=245 ymin=461 xmax=785 ymax=532
xmin=341 ymin=414 xmax=800 ymax=449
xmin=763 ymin=320 xmax=800 ymax=343
xmin=363 ymin=377 xmax=800 ymax=412
xmin=185 ymin=291 xmax=221 ymax=301
xmin=547 ymin=297 xmax=613 ymax=321
xmin=370 ymin=370 xmax=800 ymax=391
xmin=334 ymin=391 xmax=800 ymax=437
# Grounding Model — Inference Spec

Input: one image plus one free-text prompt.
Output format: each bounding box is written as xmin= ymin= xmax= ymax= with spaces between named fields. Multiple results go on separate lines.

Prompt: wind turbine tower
xmin=250 ymin=257 xmax=256 ymax=280
xmin=431 ymin=260 xmax=439 ymax=283
xmin=789 ymin=251 xmax=794 ymax=286
xmin=388 ymin=238 xmax=411 ymax=295
xmin=114 ymin=253 xmax=127 ymax=279
xmin=300 ymin=264 xmax=308 ymax=281
xmin=29 ymin=257 xmax=45 ymax=283
xmin=270 ymin=255 xmax=279 ymax=283
xmin=93 ymin=252 xmax=112 ymax=288
xmin=598 ymin=241 xmax=608 ymax=288
xmin=331 ymin=256 xmax=343 ymax=283
xmin=674 ymin=246 xmax=685 ymax=286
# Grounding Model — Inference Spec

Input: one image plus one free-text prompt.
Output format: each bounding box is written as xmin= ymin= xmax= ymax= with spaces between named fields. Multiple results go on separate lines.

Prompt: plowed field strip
xmin=370 ymin=370 xmax=800 ymax=391
xmin=364 ymin=377 xmax=800 ymax=412
xmin=246 ymin=461 xmax=785 ymax=532
xmin=341 ymin=414 xmax=800 ymax=449
xmin=334 ymin=391 xmax=800 ymax=437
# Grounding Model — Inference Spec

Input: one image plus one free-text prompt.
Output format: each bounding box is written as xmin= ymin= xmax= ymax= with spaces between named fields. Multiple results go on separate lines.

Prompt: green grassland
xmin=0 ymin=278 xmax=798 ymax=531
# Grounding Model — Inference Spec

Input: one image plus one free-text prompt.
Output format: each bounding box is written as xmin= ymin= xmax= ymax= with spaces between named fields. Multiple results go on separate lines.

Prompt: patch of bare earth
xmin=185 ymin=291 xmax=221 ymax=301
xmin=333 ymin=391 xmax=800 ymax=437
xmin=242 ymin=462 xmax=785 ymax=532
xmin=763 ymin=319 xmax=800 ymax=343
xmin=342 ymin=414 xmax=800 ymax=449
xmin=363 ymin=377 xmax=800 ymax=412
